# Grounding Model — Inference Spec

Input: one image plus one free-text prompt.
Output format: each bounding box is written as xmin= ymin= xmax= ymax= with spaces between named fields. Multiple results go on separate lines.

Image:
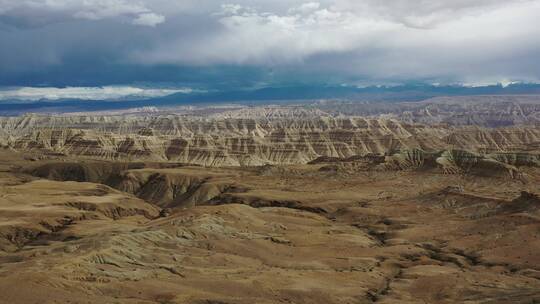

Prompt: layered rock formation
xmin=315 ymin=95 xmax=540 ymax=127
xmin=2 ymin=98 xmax=540 ymax=303
xmin=3 ymin=114 xmax=540 ymax=166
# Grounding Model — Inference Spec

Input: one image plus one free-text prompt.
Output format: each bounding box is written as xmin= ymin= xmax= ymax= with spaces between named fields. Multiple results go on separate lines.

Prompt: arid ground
xmin=1 ymin=98 xmax=539 ymax=303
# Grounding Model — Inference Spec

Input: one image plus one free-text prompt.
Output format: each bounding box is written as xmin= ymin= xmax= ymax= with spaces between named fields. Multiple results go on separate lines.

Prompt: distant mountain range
xmin=1 ymin=83 xmax=540 ymax=115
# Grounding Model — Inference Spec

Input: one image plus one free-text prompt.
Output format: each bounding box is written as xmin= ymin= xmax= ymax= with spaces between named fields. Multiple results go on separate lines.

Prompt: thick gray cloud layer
xmin=0 ymin=0 xmax=539 ymax=86
xmin=0 ymin=0 xmax=165 ymax=26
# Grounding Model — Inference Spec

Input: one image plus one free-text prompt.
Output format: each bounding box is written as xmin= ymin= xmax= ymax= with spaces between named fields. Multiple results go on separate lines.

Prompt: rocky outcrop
xmin=312 ymin=148 xmax=537 ymax=180
xmin=381 ymin=149 xmax=531 ymax=179
xmin=25 ymin=163 xmax=241 ymax=208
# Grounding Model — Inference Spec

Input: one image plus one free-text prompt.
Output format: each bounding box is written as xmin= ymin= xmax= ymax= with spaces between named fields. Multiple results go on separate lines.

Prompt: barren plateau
xmin=0 ymin=97 xmax=539 ymax=303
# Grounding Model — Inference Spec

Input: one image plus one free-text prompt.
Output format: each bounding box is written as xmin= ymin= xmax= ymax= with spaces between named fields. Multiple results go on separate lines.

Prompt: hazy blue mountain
xmin=1 ymin=83 xmax=540 ymax=115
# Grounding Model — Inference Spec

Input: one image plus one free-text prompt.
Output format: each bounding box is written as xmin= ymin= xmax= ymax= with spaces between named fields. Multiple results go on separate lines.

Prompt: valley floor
xmin=0 ymin=149 xmax=539 ymax=303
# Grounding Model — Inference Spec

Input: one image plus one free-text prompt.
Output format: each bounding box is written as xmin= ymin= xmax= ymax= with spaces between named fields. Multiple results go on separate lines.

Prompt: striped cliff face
xmin=2 ymin=113 xmax=540 ymax=167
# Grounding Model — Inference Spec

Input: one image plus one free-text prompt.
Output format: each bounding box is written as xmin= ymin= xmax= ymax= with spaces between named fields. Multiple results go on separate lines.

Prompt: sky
xmin=0 ymin=0 xmax=540 ymax=101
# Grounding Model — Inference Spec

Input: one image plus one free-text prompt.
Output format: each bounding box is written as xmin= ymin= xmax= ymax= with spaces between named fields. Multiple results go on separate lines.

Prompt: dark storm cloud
xmin=0 ymin=0 xmax=539 ymax=92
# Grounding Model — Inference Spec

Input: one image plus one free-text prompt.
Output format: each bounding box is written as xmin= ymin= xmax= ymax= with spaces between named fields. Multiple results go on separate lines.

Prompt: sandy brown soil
xmin=0 ymin=148 xmax=539 ymax=304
